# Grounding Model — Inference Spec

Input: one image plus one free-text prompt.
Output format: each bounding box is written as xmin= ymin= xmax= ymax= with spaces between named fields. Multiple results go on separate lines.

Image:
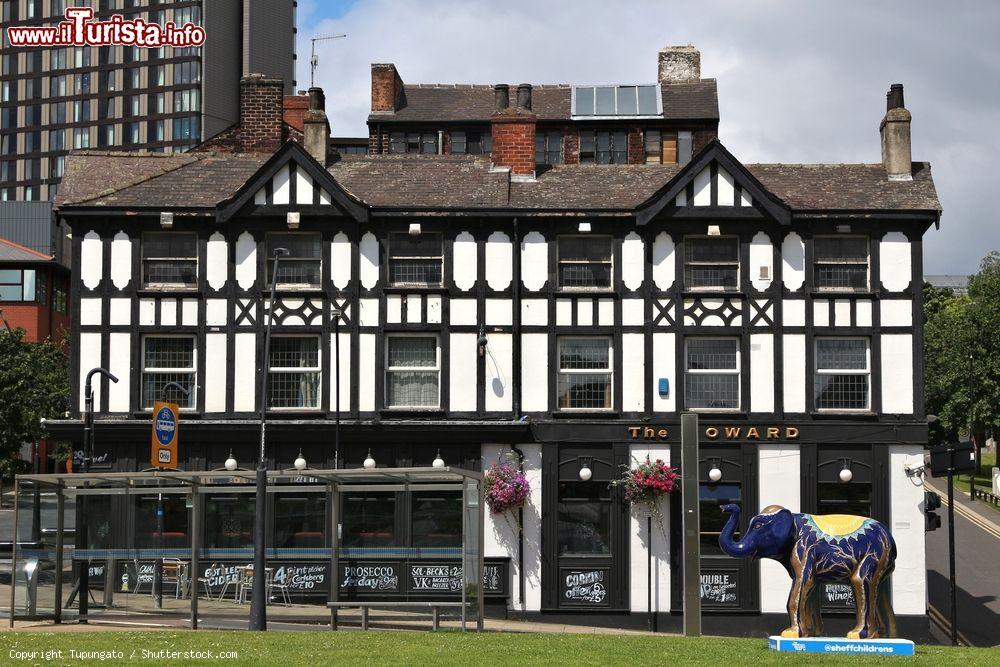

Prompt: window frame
xmin=265 ymin=231 xmax=323 ymax=289
xmin=684 ymin=336 xmax=741 ymax=412
xmin=556 ymin=234 xmax=614 ymax=291
xmin=683 ymin=235 xmax=740 ymax=292
xmin=384 ymin=333 xmax=442 ymax=410
xmin=556 ymin=335 xmax=614 ymax=412
xmin=141 ymin=231 xmax=198 ymax=289
xmin=579 ymin=129 xmax=628 ymax=164
xmin=812 ymin=235 xmax=871 ymax=293
xmin=388 ymin=231 xmax=444 ymax=288
xmin=535 ymin=130 xmax=563 ymax=165
xmin=140 ymin=334 xmax=197 ymax=410
xmin=0 ymin=268 xmax=36 ymax=302
xmin=814 ymin=336 xmax=871 ymax=413
xmin=267 ymin=334 xmax=322 ymax=410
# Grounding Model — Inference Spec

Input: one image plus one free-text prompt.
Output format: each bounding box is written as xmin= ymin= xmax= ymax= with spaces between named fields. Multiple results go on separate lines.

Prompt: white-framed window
xmin=557 ymin=235 xmax=613 ymax=289
xmin=266 ymin=232 xmax=321 ymax=288
xmin=685 ymin=337 xmax=740 ymax=410
xmin=141 ymin=336 xmax=196 ymax=409
xmin=142 ymin=231 xmax=197 ymax=287
xmin=557 ymin=336 xmax=613 ymax=410
xmin=268 ymin=335 xmax=321 ymax=409
xmin=388 ymin=232 xmax=443 ymax=287
xmin=814 ymin=337 xmax=870 ymax=411
xmin=813 ymin=236 xmax=870 ymax=292
xmin=684 ymin=236 xmax=739 ymax=291
xmin=385 ymin=334 xmax=440 ymax=408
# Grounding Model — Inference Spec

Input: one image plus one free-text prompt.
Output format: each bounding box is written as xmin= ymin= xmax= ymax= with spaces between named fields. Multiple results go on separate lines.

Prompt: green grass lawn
xmin=1 ymin=631 xmax=998 ymax=666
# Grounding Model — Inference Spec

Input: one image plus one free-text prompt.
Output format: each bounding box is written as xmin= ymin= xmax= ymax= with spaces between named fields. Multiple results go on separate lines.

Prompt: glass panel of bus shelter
xmin=463 ymin=478 xmax=482 ymax=629
xmin=7 ymin=481 xmax=61 ymax=619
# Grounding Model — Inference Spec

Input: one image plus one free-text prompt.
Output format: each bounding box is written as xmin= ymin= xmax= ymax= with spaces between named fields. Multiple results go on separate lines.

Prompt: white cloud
xmin=298 ymin=0 xmax=1000 ymax=273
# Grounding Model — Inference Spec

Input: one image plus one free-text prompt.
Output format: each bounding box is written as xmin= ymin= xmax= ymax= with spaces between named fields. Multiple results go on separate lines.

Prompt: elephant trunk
xmin=719 ymin=506 xmax=755 ymax=559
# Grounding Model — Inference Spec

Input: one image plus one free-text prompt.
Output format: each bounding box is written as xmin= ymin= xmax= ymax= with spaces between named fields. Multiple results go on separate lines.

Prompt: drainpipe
xmin=510 ymin=445 xmax=525 ymax=613
xmin=511 ymin=217 xmax=525 ymax=612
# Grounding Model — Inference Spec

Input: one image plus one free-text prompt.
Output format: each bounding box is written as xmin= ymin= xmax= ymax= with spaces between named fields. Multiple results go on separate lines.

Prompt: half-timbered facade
xmin=48 ymin=56 xmax=941 ymax=637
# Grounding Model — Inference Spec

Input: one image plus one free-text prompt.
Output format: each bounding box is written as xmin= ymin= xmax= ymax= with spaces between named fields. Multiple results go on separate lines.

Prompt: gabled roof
xmin=369 ymin=80 xmax=719 ymax=123
xmin=0 ymin=237 xmax=53 ymax=263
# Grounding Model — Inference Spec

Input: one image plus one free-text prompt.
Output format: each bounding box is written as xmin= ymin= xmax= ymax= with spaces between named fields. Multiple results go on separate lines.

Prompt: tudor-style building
xmin=47 ymin=49 xmax=941 ymax=637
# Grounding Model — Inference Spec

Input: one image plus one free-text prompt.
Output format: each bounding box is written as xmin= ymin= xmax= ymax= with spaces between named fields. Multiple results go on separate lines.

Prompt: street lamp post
xmin=332 ymin=308 xmax=341 ymax=469
xmin=249 ymin=247 xmax=289 ymax=632
xmin=152 ymin=381 xmax=190 ymax=610
xmin=78 ymin=367 xmax=119 ymax=624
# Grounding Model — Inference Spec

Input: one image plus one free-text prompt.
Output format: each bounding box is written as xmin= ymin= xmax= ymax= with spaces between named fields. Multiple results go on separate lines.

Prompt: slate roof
xmin=371 ymin=80 xmax=719 ymax=123
xmin=0 ymin=237 xmax=53 ymax=263
xmin=56 ymin=148 xmax=940 ymax=216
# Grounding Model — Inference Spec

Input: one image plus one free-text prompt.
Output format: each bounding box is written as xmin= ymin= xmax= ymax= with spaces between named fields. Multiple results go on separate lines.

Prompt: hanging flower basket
xmin=612 ymin=456 xmax=679 ymax=522
xmin=483 ymin=461 xmax=530 ymax=514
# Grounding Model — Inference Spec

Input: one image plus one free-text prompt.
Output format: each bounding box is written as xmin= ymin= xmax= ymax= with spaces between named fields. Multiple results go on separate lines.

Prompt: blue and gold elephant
xmin=719 ymin=504 xmax=896 ymax=639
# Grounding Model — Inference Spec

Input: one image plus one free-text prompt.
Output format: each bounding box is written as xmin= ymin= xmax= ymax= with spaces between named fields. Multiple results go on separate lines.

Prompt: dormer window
xmin=142 ymin=232 xmax=197 ymax=288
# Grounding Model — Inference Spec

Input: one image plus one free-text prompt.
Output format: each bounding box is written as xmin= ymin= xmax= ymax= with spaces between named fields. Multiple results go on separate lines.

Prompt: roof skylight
xmin=572 ymin=85 xmax=662 ymax=118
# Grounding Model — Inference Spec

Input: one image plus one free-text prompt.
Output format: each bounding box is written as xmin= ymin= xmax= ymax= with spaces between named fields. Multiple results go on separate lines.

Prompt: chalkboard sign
xmin=822 ymin=582 xmax=855 ymax=608
xmin=409 ymin=563 xmax=463 ymax=593
xmin=483 ymin=560 xmax=506 ymax=595
xmin=700 ymin=571 xmax=738 ymax=606
xmin=271 ymin=562 xmax=328 ymax=596
xmin=116 ymin=560 xmax=155 ymax=593
xmin=340 ymin=562 xmax=401 ymax=595
xmin=559 ymin=567 xmax=609 ymax=606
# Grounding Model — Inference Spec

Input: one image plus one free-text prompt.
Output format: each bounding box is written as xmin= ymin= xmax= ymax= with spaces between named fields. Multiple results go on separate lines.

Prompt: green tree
xmin=924 ymin=251 xmax=1000 ymax=443
xmin=0 ymin=328 xmax=70 ymax=483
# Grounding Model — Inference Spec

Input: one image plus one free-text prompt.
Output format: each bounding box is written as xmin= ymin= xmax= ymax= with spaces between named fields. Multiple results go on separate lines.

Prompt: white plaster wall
xmin=235 ymin=232 xmax=256 ymax=290
xmin=450 ymin=298 xmax=477 ymax=326
xmin=330 ymin=332 xmax=351 ymax=411
xmin=890 ymin=444 xmax=927 ymax=615
xmin=740 ymin=189 xmax=752 ymax=207
xmin=834 ymin=299 xmax=851 ymax=327
xmin=652 ymin=232 xmax=675 ymax=289
xmin=484 ymin=333 xmax=512 ymax=412
xmin=160 ymin=299 xmax=176 ymax=326
xmin=203 ymin=232 xmax=226 ymax=292
xmin=577 ymin=299 xmax=593 ymax=326
xmin=486 ymin=231 xmax=512 ymax=291
xmin=385 ymin=295 xmax=402 ymax=324
xmin=204 ymin=333 xmax=227 ymax=412
xmin=622 ymin=298 xmax=644 ymax=326
xmin=783 ymin=334 xmax=806 ymax=413
xmin=783 ymin=299 xmax=805 ymax=327
xmin=628 ymin=444 xmax=671 ymax=612
xmin=555 ymin=299 xmax=572 ymax=326
xmin=139 ymin=299 xmax=155 ymax=326
xmin=358 ymin=333 xmax=376 ymax=411
xmin=453 ymin=231 xmax=477 ymax=291
xmin=79 ymin=298 xmax=101 ymax=326
xmin=482 ymin=445 xmax=519 ymax=565
xmin=758 ymin=444 xmax=801 ymax=613
xmin=233 ymin=333 xmax=256 ymax=412
xmin=812 ymin=300 xmax=829 ymax=327
xmin=521 ymin=333 xmax=547 ymax=412
xmin=485 ymin=299 xmax=512 ymax=326
xmin=881 ymin=334 xmax=913 ymax=414
xmin=881 ymin=299 xmax=913 ymax=327
xmin=358 ymin=299 xmax=378 ymax=327
xmin=331 ymin=232 xmax=351 ymax=290
xmin=750 ymin=333 xmax=775 ymax=413
xmin=109 ymin=298 xmax=130 ymax=326
xmin=521 ymin=231 xmax=547 ymax=291
xmin=295 ymin=168 xmax=312 ymax=205
xmin=622 ymin=333 xmax=644 ymax=412
xmin=427 ymin=296 xmax=442 ymax=324
xmin=406 ymin=294 xmax=421 ymax=324
xmin=81 ymin=231 xmax=103 ymax=290
xmin=78 ymin=332 xmax=102 ymax=411
xmin=717 ymin=167 xmax=735 ymax=206
xmin=652 ymin=332 xmax=675 ymax=412
xmin=318 ymin=188 xmax=331 ymax=205
xmin=781 ymin=232 xmax=804 ymax=291
xmin=449 ymin=333 xmax=478 ymax=412
xmin=182 ymin=299 xmax=197 ymax=326
xmin=110 ymin=231 xmax=131 ymax=290
xmin=598 ymin=299 xmax=614 ymax=326
xmin=621 ymin=232 xmax=644 ymax=291
xmin=272 ymin=164 xmax=290 ymax=204
xmin=749 ymin=232 xmax=772 ymax=292
xmin=693 ymin=165 xmax=711 ymax=205
xmin=879 ymin=232 xmax=911 ymax=292
xmin=107 ymin=332 xmax=130 ymax=413
xmin=521 ymin=299 xmax=547 ymax=326
xmin=856 ymin=300 xmax=873 ymax=327
xmin=359 ymin=232 xmax=379 ymax=290
xmin=254 ymin=187 xmax=265 ymax=205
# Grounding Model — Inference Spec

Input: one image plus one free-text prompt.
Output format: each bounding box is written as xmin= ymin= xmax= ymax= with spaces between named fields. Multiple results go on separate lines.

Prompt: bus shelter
xmin=5 ymin=467 xmax=484 ymax=631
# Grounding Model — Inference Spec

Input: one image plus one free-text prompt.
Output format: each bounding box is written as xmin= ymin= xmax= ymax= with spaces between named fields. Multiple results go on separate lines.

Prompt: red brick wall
xmin=563 ymin=129 xmax=579 ymax=165
xmin=693 ymin=129 xmax=718 ymax=154
xmin=627 ymin=129 xmax=645 ymax=164
xmin=283 ymin=94 xmax=309 ymax=134
xmin=2 ymin=269 xmax=69 ymax=343
xmin=491 ymin=114 xmax=537 ymax=176
xmin=371 ymin=64 xmax=402 ymax=113
xmin=237 ymin=74 xmax=284 ymax=153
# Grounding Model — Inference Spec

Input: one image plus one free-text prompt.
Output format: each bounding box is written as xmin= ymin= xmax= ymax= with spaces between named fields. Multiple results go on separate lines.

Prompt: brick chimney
xmin=238 ymin=74 xmax=284 ymax=152
xmin=303 ymin=87 xmax=330 ymax=165
xmin=658 ymin=45 xmax=701 ymax=83
xmin=880 ymin=83 xmax=912 ymax=181
xmin=491 ymin=83 xmax=536 ymax=178
xmin=371 ymin=63 xmax=403 ymax=113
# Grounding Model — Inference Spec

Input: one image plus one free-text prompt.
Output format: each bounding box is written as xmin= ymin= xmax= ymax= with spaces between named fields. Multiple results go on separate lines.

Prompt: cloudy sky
xmin=296 ymin=1 xmax=1000 ymax=275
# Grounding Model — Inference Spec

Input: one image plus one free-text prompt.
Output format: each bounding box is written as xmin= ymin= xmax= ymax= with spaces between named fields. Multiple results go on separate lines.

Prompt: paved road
xmin=924 ymin=480 xmax=1000 ymax=647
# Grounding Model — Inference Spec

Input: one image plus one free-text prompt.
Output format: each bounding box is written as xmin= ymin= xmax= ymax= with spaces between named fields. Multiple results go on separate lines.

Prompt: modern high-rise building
xmin=0 ymin=0 xmax=296 ymax=202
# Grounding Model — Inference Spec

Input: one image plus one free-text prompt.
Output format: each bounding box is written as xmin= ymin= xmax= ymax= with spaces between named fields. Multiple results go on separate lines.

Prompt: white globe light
xmin=363 ymin=451 xmax=376 ymax=469
xmin=224 ymin=452 xmax=238 ymax=471
xmin=708 ymin=467 xmax=723 ymax=483
xmin=432 ymin=451 xmax=445 ymax=468
xmin=294 ymin=451 xmax=307 ymax=471
xmin=579 ymin=464 xmax=592 ymax=481
xmin=839 ymin=467 xmax=853 ymax=483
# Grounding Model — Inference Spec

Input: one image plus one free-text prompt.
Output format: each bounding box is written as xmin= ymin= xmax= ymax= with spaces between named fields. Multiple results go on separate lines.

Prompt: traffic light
xmin=924 ymin=490 xmax=941 ymax=531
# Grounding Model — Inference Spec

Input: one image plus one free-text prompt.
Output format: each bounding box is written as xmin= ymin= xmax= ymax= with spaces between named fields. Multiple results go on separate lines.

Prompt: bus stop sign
xmin=151 ymin=401 xmax=179 ymax=469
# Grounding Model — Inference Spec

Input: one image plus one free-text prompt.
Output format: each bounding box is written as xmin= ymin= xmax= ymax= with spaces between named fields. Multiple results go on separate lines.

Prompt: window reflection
xmin=274 ymin=494 xmax=325 ymax=549
xmin=343 ymin=492 xmax=395 ymax=548
xmin=411 ymin=491 xmax=461 ymax=548
xmin=700 ymin=482 xmax=741 ymax=555
xmin=204 ymin=494 xmax=254 ymax=549
xmin=558 ymin=481 xmax=611 ymax=555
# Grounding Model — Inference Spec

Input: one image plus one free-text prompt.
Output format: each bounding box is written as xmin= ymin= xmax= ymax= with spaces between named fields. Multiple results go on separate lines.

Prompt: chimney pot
xmin=304 ymin=86 xmax=330 ymax=165
xmin=516 ymin=83 xmax=532 ymax=111
xmin=887 ymin=83 xmax=904 ymax=111
xmin=494 ymin=84 xmax=510 ymax=111
xmin=308 ymin=87 xmax=325 ymax=112
xmin=658 ymin=45 xmax=701 ymax=84
xmin=880 ymin=84 xmax=912 ymax=181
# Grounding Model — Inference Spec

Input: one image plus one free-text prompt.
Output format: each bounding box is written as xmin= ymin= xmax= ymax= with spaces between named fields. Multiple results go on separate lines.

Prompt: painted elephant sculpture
xmin=718 ymin=504 xmax=896 ymax=639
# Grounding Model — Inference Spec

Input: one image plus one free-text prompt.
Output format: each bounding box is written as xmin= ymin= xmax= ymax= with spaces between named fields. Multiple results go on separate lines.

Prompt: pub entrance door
xmin=542 ymin=443 xmax=629 ymax=611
